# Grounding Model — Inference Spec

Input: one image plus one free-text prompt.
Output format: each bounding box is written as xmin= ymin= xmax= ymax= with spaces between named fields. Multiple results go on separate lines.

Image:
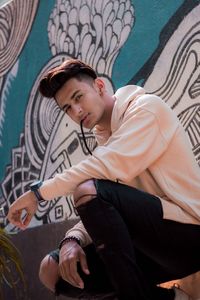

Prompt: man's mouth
xmin=81 ymin=114 xmax=89 ymax=125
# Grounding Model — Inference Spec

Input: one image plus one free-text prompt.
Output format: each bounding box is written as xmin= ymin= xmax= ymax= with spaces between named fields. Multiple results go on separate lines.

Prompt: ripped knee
xmin=74 ymin=179 xmax=97 ymax=207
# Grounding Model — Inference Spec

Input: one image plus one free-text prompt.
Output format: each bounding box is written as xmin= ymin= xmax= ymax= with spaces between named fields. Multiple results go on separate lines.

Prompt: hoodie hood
xmin=111 ymin=85 xmax=145 ymax=132
xmin=94 ymin=85 xmax=145 ymax=145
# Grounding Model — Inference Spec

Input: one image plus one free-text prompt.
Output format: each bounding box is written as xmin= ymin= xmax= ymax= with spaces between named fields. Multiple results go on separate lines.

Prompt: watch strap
xmin=33 ymin=189 xmax=44 ymax=202
xmin=30 ymin=180 xmax=44 ymax=202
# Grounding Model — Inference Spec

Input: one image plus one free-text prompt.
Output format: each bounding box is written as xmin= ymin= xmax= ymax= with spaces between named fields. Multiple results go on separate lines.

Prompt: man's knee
xmin=39 ymin=254 xmax=59 ymax=292
xmin=74 ymin=179 xmax=97 ymax=207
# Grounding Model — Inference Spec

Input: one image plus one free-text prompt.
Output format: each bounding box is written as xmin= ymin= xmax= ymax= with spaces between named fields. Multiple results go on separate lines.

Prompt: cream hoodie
xmin=40 ymin=85 xmax=200 ymax=246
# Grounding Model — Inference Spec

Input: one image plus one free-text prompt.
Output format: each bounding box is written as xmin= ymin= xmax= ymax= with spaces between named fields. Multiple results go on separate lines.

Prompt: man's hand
xmin=7 ymin=190 xmax=38 ymax=229
xmin=59 ymin=240 xmax=90 ymax=289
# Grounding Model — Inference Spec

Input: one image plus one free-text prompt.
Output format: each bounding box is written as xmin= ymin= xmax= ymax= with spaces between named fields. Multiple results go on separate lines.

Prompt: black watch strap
xmin=30 ymin=180 xmax=44 ymax=202
xmin=33 ymin=189 xmax=44 ymax=202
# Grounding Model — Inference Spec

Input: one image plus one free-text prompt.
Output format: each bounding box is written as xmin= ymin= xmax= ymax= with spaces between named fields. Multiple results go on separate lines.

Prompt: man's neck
xmin=96 ymin=94 xmax=115 ymax=132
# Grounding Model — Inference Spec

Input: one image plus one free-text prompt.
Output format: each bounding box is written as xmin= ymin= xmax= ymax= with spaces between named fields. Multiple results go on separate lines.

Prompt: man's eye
xmin=75 ymin=94 xmax=82 ymax=101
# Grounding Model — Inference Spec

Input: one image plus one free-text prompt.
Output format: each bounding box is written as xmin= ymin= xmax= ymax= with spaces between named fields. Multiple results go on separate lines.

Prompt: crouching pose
xmin=8 ymin=59 xmax=200 ymax=300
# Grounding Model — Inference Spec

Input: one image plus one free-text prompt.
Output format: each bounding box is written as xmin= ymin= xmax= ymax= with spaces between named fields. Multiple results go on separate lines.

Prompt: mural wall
xmin=0 ymin=0 xmax=199 ymax=232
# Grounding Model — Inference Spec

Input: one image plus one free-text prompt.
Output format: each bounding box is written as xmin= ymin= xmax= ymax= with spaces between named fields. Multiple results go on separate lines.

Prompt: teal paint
xmin=112 ymin=0 xmax=184 ymax=88
xmin=0 ymin=0 xmax=54 ymax=180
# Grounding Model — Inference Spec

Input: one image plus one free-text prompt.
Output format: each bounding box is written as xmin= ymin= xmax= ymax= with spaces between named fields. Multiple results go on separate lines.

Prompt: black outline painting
xmin=0 ymin=0 xmax=135 ymax=229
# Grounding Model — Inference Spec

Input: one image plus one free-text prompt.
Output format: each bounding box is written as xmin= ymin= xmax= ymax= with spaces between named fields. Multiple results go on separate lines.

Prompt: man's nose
xmin=73 ymin=104 xmax=82 ymax=116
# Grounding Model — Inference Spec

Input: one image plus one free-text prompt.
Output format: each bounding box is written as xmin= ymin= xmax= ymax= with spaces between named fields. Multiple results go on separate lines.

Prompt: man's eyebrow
xmin=71 ymin=89 xmax=80 ymax=100
xmin=61 ymin=90 xmax=80 ymax=110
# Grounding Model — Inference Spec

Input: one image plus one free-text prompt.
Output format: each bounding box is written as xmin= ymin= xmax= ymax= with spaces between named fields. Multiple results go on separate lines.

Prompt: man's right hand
xmin=59 ymin=240 xmax=90 ymax=289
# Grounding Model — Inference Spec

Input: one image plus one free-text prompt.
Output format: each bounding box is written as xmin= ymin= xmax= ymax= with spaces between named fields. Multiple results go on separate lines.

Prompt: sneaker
xmin=173 ymin=286 xmax=193 ymax=300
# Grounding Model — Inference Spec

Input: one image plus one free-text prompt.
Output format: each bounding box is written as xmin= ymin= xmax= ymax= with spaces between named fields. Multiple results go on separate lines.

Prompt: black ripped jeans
xmin=54 ymin=180 xmax=200 ymax=299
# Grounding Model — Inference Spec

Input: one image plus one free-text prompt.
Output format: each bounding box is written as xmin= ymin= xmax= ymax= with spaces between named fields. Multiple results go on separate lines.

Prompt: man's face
xmin=55 ymin=77 xmax=106 ymax=129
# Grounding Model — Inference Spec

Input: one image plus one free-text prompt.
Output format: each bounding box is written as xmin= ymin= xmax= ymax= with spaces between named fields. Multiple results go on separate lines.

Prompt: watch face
xmin=30 ymin=180 xmax=43 ymax=190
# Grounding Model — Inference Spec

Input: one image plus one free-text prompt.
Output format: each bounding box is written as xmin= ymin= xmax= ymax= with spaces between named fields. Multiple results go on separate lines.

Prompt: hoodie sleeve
xmin=40 ymin=94 xmax=179 ymax=200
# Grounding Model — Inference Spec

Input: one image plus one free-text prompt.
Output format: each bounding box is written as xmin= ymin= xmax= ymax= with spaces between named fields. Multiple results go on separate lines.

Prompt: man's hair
xmin=39 ymin=59 xmax=97 ymax=98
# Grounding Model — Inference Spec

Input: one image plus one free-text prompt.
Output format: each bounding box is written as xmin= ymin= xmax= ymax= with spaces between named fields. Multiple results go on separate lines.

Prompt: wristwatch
xmin=30 ymin=180 xmax=44 ymax=202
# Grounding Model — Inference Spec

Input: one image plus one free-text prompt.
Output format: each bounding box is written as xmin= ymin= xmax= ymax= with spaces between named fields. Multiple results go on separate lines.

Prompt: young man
xmin=7 ymin=59 xmax=200 ymax=300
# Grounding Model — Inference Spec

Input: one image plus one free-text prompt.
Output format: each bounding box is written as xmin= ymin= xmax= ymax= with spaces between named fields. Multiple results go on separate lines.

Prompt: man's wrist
xmin=59 ymin=236 xmax=81 ymax=250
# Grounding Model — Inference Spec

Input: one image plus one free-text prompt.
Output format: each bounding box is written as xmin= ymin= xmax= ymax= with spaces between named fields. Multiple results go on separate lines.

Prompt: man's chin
xmin=82 ymin=121 xmax=96 ymax=130
xmin=86 ymin=124 xmax=94 ymax=131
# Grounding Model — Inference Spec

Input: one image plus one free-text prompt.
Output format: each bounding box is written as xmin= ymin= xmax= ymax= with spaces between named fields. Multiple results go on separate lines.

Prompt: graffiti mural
xmin=143 ymin=3 xmax=200 ymax=167
xmin=0 ymin=0 xmax=39 ymax=225
xmin=0 ymin=0 xmax=199 ymax=230
xmin=0 ymin=0 xmax=134 ymax=229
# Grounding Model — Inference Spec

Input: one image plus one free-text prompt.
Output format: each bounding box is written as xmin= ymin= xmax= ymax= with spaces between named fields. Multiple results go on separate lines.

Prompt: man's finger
xmin=23 ymin=212 xmax=33 ymax=228
xmin=7 ymin=210 xmax=23 ymax=228
xmin=69 ymin=259 xmax=84 ymax=289
xmin=60 ymin=262 xmax=80 ymax=288
xmin=79 ymin=252 xmax=90 ymax=275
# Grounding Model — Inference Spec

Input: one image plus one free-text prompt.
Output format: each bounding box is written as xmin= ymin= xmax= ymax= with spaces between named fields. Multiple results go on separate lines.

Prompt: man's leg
xmin=74 ymin=179 xmax=200 ymax=300
xmin=39 ymin=250 xmax=59 ymax=293
xmin=74 ymin=179 xmax=164 ymax=300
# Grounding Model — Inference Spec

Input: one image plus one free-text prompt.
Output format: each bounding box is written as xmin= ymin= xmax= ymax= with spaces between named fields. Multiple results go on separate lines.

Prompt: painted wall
xmin=0 ymin=0 xmax=200 ymax=232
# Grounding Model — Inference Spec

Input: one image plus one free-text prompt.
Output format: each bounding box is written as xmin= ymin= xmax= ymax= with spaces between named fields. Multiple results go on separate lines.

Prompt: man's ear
xmin=94 ymin=78 xmax=105 ymax=95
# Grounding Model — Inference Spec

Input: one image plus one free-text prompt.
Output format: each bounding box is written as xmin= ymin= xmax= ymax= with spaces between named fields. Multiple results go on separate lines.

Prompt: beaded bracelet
xmin=59 ymin=236 xmax=81 ymax=250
